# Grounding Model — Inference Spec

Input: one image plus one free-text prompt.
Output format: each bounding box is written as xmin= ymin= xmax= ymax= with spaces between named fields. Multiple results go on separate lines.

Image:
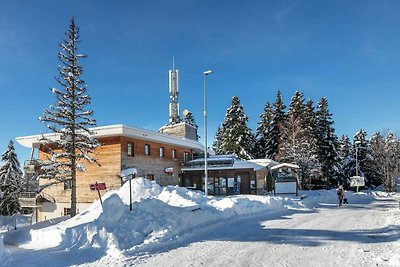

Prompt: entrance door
xmin=214 ymin=177 xmax=227 ymax=196
xmin=238 ymin=173 xmax=250 ymax=194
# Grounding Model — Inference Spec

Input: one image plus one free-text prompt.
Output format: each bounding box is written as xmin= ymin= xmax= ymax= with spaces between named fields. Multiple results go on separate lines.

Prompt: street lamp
xmin=203 ymin=69 xmax=213 ymax=196
xmin=354 ymin=140 xmax=361 ymax=193
xmin=355 ymin=140 xmax=361 ymax=177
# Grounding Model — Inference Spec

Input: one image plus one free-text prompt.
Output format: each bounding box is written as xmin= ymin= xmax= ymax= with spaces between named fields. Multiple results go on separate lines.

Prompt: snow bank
xmin=16 ymin=178 xmax=304 ymax=255
xmin=0 ymin=234 xmax=8 ymax=264
xmin=12 ymin=179 xmax=376 ymax=263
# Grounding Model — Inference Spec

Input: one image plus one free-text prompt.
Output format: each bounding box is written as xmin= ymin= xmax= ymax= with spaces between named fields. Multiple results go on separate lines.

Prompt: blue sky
xmin=1 ymin=0 xmax=400 ymax=163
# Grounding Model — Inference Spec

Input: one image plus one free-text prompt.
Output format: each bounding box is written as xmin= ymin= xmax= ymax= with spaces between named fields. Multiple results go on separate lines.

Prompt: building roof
xmin=270 ymin=163 xmax=300 ymax=171
xmin=181 ymin=155 xmax=275 ymax=172
xmin=15 ymin=124 xmax=206 ymax=152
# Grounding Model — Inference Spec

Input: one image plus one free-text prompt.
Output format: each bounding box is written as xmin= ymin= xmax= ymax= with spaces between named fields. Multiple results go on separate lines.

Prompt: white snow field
xmin=1 ymin=178 xmax=399 ymax=267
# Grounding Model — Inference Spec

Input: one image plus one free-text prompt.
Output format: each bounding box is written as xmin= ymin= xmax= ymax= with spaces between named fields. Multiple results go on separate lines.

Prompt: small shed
xmin=271 ymin=163 xmax=300 ymax=196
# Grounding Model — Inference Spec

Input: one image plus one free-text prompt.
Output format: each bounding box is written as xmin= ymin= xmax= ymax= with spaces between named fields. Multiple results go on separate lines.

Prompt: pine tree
xmin=353 ymin=129 xmax=380 ymax=187
xmin=315 ymin=97 xmax=339 ymax=186
xmin=278 ymin=91 xmax=319 ymax=187
xmin=0 ymin=140 xmax=22 ymax=216
xmin=338 ymin=135 xmax=355 ymax=183
xmin=369 ymin=132 xmax=385 ymax=186
xmin=255 ymin=102 xmax=273 ymax=158
xmin=39 ymin=18 xmax=100 ymax=217
xmin=213 ymin=96 xmax=254 ymax=159
xmin=212 ymin=126 xmax=224 ymax=155
xmin=384 ymin=132 xmax=398 ymax=191
xmin=268 ymin=90 xmax=287 ymax=160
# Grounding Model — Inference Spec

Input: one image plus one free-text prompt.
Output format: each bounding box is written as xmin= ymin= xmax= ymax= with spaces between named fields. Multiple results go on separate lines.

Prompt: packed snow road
xmin=132 ymin=198 xmax=400 ymax=267
xmin=1 ymin=182 xmax=399 ymax=267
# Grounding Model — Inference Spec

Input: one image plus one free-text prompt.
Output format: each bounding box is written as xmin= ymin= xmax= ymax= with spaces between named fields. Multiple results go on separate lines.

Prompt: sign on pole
xmin=350 ymin=176 xmax=365 ymax=187
xmin=89 ymin=182 xmax=107 ymax=206
xmin=120 ymin=167 xmax=137 ymax=211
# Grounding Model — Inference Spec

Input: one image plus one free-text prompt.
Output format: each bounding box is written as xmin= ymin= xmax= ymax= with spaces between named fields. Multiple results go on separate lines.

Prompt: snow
xmin=1 ymin=179 xmax=399 ymax=266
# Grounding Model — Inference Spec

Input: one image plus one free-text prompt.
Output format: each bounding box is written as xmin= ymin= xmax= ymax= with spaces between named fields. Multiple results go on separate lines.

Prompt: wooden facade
xmin=19 ymin=124 xmax=204 ymax=220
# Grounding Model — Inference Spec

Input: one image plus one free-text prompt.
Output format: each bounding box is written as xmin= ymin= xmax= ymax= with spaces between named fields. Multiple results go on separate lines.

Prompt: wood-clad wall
xmin=120 ymin=137 xmax=192 ymax=186
xmin=38 ymin=135 xmax=194 ymax=204
xmin=38 ymin=137 xmax=122 ymax=203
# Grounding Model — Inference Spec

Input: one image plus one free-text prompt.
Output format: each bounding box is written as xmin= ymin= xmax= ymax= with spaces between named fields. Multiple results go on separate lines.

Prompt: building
xmin=181 ymin=155 xmax=279 ymax=195
xmin=16 ymin=124 xmax=205 ymax=221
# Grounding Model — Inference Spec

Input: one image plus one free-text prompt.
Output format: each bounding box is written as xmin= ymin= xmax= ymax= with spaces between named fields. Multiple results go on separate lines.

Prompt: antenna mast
xmin=169 ymin=57 xmax=180 ymax=124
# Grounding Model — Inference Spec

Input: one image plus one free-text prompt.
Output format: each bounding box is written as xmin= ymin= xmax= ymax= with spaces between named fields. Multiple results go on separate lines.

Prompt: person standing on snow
xmin=337 ymin=184 xmax=345 ymax=207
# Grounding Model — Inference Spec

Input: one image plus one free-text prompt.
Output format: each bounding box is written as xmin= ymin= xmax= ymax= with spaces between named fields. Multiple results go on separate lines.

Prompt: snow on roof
xmin=248 ymin=158 xmax=279 ymax=168
xmin=270 ymin=163 xmax=300 ymax=171
xmin=15 ymin=124 xmax=205 ymax=151
xmin=182 ymin=156 xmax=270 ymax=172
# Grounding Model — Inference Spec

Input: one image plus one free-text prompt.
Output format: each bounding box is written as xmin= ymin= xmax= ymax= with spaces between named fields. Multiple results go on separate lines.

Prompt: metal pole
xmin=355 ymin=145 xmax=359 ymax=176
xmin=204 ymin=74 xmax=208 ymax=196
xmin=129 ymin=178 xmax=132 ymax=211
xmin=203 ymin=70 xmax=213 ymax=196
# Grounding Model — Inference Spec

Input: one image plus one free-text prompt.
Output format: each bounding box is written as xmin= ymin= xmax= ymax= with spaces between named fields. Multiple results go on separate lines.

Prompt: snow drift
xmin=16 ymin=179 xmax=303 ymax=253
xmin=9 ymin=178 xmax=376 ymax=263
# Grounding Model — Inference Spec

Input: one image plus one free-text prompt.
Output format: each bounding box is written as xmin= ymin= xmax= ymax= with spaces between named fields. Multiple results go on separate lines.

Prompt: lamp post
xmin=203 ymin=70 xmax=213 ymax=196
xmin=355 ymin=140 xmax=361 ymax=193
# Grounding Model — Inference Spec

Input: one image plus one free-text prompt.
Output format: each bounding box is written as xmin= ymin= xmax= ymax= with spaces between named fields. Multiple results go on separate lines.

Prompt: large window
xmin=160 ymin=147 xmax=165 ymax=158
xmin=127 ymin=142 xmax=134 ymax=157
xmin=145 ymin=144 xmax=150 ymax=155
xmin=172 ymin=149 xmax=177 ymax=159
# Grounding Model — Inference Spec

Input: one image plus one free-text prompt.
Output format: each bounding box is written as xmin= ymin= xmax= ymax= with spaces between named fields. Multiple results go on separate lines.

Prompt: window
xmin=64 ymin=179 xmax=72 ymax=190
xmin=160 ymin=147 xmax=165 ymax=158
xmin=184 ymin=152 xmax=190 ymax=162
xmin=145 ymin=144 xmax=151 ymax=155
xmin=63 ymin=208 xmax=71 ymax=216
xmin=127 ymin=142 xmax=134 ymax=157
xmin=172 ymin=149 xmax=177 ymax=159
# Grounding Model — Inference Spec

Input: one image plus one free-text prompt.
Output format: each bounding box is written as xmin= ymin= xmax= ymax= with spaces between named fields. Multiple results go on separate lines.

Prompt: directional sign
xmin=89 ymin=182 xmax=107 ymax=191
xmin=350 ymin=176 xmax=365 ymax=187
xmin=121 ymin=167 xmax=137 ymax=182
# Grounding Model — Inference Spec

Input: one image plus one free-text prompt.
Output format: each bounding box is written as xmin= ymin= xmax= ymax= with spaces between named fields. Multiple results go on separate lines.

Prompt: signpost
xmin=89 ymin=182 xmax=107 ymax=206
xmin=120 ymin=168 xmax=137 ymax=211
xmin=350 ymin=175 xmax=365 ymax=193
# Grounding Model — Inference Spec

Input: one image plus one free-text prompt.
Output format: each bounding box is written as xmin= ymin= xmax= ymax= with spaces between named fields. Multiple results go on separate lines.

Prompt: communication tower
xmin=169 ymin=58 xmax=180 ymax=124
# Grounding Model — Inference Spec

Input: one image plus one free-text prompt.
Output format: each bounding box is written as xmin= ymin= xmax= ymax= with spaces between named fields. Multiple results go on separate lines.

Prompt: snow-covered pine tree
xmin=255 ymin=102 xmax=273 ymax=158
xmin=338 ymin=135 xmax=355 ymax=184
xmin=278 ymin=91 xmax=319 ymax=188
xmin=183 ymin=110 xmax=197 ymax=128
xmin=384 ymin=132 xmax=398 ymax=191
xmin=213 ymin=96 xmax=254 ymax=159
xmin=0 ymin=140 xmax=23 ymax=216
xmin=353 ymin=129 xmax=380 ymax=187
xmin=268 ymin=90 xmax=287 ymax=160
xmin=39 ymin=18 xmax=100 ymax=217
xmin=212 ymin=126 xmax=224 ymax=155
xmin=369 ymin=132 xmax=385 ymax=186
xmin=315 ymin=97 xmax=340 ymax=186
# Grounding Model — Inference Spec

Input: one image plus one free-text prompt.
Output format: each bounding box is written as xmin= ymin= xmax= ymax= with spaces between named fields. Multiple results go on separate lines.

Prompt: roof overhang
xmin=16 ymin=124 xmax=206 ymax=152
xmin=271 ymin=163 xmax=300 ymax=171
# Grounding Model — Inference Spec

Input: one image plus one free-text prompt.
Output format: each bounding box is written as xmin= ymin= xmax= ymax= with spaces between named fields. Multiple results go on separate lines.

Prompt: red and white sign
xmin=90 ymin=182 xmax=107 ymax=191
xmin=164 ymin=167 xmax=174 ymax=175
